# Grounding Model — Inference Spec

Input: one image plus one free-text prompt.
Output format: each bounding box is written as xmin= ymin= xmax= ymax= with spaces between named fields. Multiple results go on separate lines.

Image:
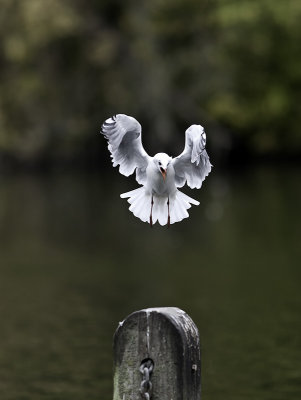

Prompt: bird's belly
xmin=148 ymin=174 xmax=176 ymax=196
xmin=153 ymin=181 xmax=167 ymax=196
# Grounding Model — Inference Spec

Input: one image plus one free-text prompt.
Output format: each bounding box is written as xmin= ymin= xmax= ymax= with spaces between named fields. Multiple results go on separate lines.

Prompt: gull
xmin=100 ymin=114 xmax=212 ymax=226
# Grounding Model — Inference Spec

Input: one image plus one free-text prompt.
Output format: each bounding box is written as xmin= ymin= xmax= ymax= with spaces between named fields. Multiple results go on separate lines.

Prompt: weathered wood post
xmin=113 ymin=307 xmax=201 ymax=400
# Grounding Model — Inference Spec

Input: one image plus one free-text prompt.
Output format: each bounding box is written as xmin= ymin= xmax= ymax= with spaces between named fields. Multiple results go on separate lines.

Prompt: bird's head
xmin=153 ymin=153 xmax=172 ymax=181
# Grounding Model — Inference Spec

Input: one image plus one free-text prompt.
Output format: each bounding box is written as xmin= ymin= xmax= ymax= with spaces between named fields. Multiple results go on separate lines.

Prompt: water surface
xmin=0 ymin=166 xmax=300 ymax=399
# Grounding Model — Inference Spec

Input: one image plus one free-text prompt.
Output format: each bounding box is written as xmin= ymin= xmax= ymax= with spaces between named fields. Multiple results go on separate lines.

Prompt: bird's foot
xmin=150 ymin=195 xmax=154 ymax=227
xmin=167 ymin=197 xmax=170 ymax=228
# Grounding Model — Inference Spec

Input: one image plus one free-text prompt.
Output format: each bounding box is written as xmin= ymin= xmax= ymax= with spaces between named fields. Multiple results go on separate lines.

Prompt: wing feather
xmin=172 ymin=124 xmax=212 ymax=189
xmin=101 ymin=114 xmax=150 ymax=184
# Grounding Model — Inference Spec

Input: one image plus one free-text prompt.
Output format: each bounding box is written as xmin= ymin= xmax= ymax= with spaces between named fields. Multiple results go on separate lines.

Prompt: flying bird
xmin=100 ymin=114 xmax=212 ymax=226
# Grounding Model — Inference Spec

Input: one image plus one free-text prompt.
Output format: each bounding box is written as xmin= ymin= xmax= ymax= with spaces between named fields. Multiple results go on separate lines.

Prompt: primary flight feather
xmin=100 ymin=114 xmax=212 ymax=226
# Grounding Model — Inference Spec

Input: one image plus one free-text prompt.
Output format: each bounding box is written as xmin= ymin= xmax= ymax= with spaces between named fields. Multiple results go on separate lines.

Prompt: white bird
xmin=101 ymin=114 xmax=212 ymax=226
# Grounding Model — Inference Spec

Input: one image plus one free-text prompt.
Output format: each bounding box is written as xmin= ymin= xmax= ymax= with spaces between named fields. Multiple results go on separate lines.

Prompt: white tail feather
xmin=121 ymin=187 xmax=150 ymax=222
xmin=121 ymin=187 xmax=200 ymax=225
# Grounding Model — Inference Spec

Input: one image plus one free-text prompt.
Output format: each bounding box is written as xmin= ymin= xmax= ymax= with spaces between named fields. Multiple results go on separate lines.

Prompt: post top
xmin=113 ymin=306 xmax=201 ymax=400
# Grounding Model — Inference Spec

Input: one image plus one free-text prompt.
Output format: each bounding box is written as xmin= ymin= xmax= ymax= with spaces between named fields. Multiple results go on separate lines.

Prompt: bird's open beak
xmin=160 ymin=167 xmax=166 ymax=181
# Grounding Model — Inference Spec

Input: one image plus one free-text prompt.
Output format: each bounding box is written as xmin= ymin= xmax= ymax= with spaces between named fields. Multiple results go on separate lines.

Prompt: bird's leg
xmin=167 ymin=197 xmax=170 ymax=228
xmin=150 ymin=195 xmax=154 ymax=227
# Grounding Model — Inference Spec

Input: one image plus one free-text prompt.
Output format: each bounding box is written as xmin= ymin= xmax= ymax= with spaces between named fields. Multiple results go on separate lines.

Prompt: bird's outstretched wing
xmin=172 ymin=124 xmax=212 ymax=189
xmin=101 ymin=114 xmax=150 ymax=185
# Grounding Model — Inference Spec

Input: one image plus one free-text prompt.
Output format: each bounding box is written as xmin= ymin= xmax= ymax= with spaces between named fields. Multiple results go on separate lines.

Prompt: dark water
xmin=0 ymin=166 xmax=300 ymax=400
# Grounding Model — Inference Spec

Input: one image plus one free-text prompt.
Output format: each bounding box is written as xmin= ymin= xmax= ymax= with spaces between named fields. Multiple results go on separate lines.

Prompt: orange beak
xmin=160 ymin=168 xmax=166 ymax=181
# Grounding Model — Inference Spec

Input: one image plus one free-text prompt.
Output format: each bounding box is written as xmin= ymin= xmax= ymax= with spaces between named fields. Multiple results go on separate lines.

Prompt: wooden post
xmin=113 ymin=307 xmax=201 ymax=400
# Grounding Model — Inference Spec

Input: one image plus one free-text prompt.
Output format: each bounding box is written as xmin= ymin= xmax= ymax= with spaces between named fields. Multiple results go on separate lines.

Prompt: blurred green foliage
xmin=0 ymin=0 xmax=300 ymax=165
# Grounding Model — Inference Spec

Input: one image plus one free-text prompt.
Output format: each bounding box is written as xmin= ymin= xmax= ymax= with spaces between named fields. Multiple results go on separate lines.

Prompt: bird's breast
xmin=146 ymin=166 xmax=176 ymax=196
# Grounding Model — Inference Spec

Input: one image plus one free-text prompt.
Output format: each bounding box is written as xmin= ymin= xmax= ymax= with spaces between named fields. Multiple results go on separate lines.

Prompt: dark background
xmin=0 ymin=0 xmax=300 ymax=168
